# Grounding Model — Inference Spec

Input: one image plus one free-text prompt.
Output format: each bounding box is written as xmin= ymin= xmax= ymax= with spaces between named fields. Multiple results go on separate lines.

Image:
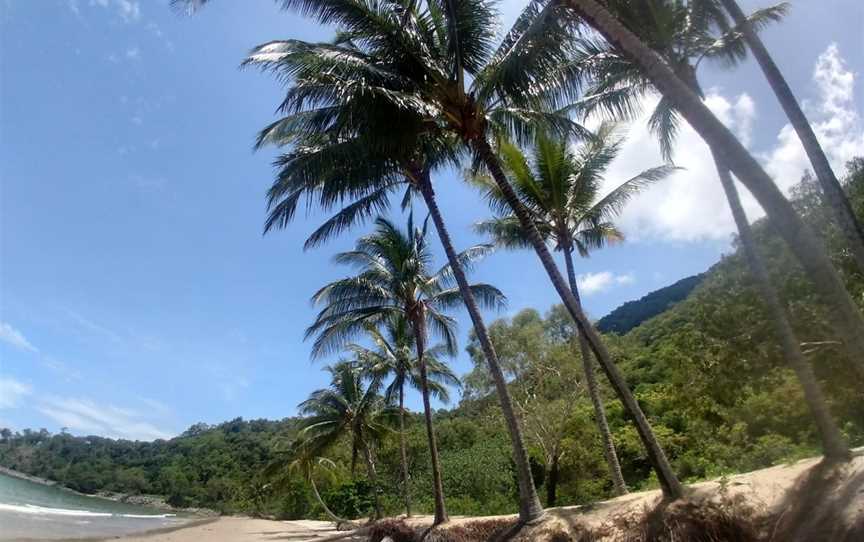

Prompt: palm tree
xmin=560 ymin=0 xmax=864 ymax=382
xmin=348 ymin=317 xmax=460 ymax=517
xmin=236 ymin=0 xmax=685 ymax=501
xmin=308 ymin=214 xmax=504 ymax=524
xmin=176 ymin=0 xmax=683 ymax=506
xmin=575 ymin=0 xmax=849 ymax=459
xmin=265 ymin=438 xmax=352 ymax=525
xmin=297 ymin=361 xmax=397 ymax=520
xmin=472 ymin=125 xmax=677 ymax=494
xmin=719 ymin=0 xmax=864 ymax=273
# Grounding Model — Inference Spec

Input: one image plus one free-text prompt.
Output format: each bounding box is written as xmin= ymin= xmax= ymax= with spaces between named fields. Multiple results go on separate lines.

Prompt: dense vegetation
xmin=595 ymin=274 xmax=705 ymax=334
xmin=3 ymin=165 xmax=862 ymax=520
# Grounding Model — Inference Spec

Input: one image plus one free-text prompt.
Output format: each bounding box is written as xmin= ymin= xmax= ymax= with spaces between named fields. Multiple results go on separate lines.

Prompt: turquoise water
xmin=0 ymin=472 xmax=189 ymax=540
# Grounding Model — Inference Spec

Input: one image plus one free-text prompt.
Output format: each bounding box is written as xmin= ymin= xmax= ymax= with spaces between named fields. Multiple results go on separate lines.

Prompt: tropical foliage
xmin=3 ymin=165 xmax=863 ymax=520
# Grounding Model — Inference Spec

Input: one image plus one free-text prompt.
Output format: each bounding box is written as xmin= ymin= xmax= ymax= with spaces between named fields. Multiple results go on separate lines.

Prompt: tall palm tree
xmin=348 ymin=317 xmax=460 ymax=517
xmin=719 ymin=0 xmax=864 ymax=273
xmin=297 ymin=361 xmax=397 ymax=519
xmin=308 ymin=214 xmax=504 ymax=524
xmin=576 ymin=0 xmax=849 ymax=459
xmin=175 ymin=0 xmax=683 ymax=506
xmin=236 ymin=0 xmax=685 ymax=501
xmin=472 ymin=125 xmax=677 ymax=494
xmin=560 ymin=0 xmax=864 ymax=381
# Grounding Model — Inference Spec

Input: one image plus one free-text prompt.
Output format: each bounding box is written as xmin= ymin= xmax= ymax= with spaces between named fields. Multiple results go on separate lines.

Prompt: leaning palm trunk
xmin=565 ymin=0 xmax=864 ymax=380
xmin=361 ymin=445 xmax=383 ymax=520
xmin=471 ymin=138 xmax=685 ymax=500
xmin=562 ymin=246 xmax=628 ymax=495
xmin=397 ymin=382 xmax=412 ymax=516
xmin=411 ymin=306 xmax=448 ymax=525
xmin=720 ymin=0 xmax=864 ymax=273
xmin=417 ymin=173 xmax=545 ymax=523
xmin=682 ymin=62 xmax=852 ymax=460
xmin=713 ymin=156 xmax=850 ymax=460
xmin=309 ymin=476 xmax=349 ymax=525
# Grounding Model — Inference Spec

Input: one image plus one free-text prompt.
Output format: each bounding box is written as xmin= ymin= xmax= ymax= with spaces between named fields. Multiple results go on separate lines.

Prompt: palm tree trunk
xmin=682 ymin=62 xmax=852 ymax=461
xmin=309 ymin=475 xmax=347 ymax=525
xmin=398 ymin=382 xmax=412 ymax=516
xmin=562 ymin=246 xmax=628 ymax=495
xmin=417 ymin=173 xmax=545 ymax=523
xmin=564 ymin=0 xmax=864 ymax=380
xmin=361 ymin=445 xmax=383 ymax=520
xmin=712 ymin=155 xmax=850 ymax=460
xmin=471 ymin=137 xmax=685 ymax=500
xmin=720 ymin=0 xmax=864 ymax=273
xmin=546 ymin=455 xmax=559 ymax=507
xmin=411 ymin=305 xmax=448 ymax=525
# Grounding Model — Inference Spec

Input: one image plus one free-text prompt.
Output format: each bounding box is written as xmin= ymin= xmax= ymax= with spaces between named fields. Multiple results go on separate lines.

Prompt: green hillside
xmin=2 ymin=165 xmax=863 ymax=521
xmin=596 ymin=273 xmax=706 ymax=334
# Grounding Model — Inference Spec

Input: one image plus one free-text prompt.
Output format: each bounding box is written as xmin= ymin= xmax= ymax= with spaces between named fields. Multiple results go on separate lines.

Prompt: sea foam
xmin=0 ymin=502 xmax=174 ymax=518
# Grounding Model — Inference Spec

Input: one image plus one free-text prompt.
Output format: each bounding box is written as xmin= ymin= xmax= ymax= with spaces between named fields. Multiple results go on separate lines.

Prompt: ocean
xmin=0 ymin=472 xmax=190 ymax=540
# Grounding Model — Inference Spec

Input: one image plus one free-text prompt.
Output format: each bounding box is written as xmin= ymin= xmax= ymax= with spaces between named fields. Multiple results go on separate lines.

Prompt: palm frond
xmin=647 ymin=95 xmax=682 ymax=162
xmin=304 ymin=183 xmax=400 ymax=249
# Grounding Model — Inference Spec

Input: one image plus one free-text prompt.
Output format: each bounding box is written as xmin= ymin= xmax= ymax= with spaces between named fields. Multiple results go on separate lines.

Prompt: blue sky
xmin=1 ymin=0 xmax=862 ymax=441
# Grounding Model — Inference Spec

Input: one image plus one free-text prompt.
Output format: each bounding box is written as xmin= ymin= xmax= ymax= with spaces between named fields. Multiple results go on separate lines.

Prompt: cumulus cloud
xmin=0 ymin=322 xmax=38 ymax=352
xmin=0 ymin=378 xmax=32 ymax=409
xmin=599 ymin=91 xmax=758 ymax=241
xmin=38 ymin=397 xmax=172 ymax=441
xmin=577 ymin=271 xmax=636 ymax=296
xmin=600 ymin=44 xmax=863 ymax=242
xmin=761 ymin=44 xmax=864 ymax=193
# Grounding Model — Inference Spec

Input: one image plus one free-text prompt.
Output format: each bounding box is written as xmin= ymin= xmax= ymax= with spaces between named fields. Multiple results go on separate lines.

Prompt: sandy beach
xmin=95 ymin=449 xmax=863 ymax=542
xmin=102 ymin=517 xmax=359 ymax=542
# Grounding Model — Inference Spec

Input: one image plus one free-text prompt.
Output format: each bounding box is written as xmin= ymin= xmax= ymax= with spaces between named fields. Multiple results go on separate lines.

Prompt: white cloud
xmin=0 ymin=322 xmax=38 ymax=352
xmin=761 ymin=44 xmax=864 ymax=193
xmin=38 ymin=397 xmax=172 ymax=441
xmin=616 ymin=272 xmax=636 ymax=286
xmin=89 ymin=0 xmax=140 ymax=22
xmin=125 ymin=47 xmax=140 ymax=60
xmin=577 ymin=271 xmax=636 ymax=296
xmin=598 ymin=89 xmax=759 ymax=242
xmin=0 ymin=378 xmax=32 ymax=409
xmin=600 ymin=44 xmax=863 ymax=243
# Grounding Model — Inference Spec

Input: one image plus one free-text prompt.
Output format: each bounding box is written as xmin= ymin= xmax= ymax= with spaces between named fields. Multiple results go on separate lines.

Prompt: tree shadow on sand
xmin=764 ymin=456 xmax=864 ymax=542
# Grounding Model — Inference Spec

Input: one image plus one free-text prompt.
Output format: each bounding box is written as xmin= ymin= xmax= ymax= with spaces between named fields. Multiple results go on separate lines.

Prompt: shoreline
xmin=0 ymin=466 xmax=216 ymax=517
xmin=0 ymin=467 xmax=58 ymax=487
xmin=5 ymin=518 xmax=222 ymax=542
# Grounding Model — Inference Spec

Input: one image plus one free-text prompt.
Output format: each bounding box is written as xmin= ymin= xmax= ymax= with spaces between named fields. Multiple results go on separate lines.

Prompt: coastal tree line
xmin=2 ymin=162 xmax=863 ymax=519
xmin=171 ymin=0 xmax=864 ymax=524
xmin=2 ymin=0 xmax=863 ymax=529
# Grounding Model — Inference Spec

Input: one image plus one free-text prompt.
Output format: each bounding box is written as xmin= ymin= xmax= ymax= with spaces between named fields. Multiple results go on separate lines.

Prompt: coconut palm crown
xmin=349 ymin=318 xmax=460 ymax=406
xmin=574 ymin=0 xmax=788 ymax=160
xmin=297 ymin=360 xmax=397 ymax=518
xmin=306 ymin=214 xmax=503 ymax=358
xmin=472 ymin=124 xmax=676 ymax=256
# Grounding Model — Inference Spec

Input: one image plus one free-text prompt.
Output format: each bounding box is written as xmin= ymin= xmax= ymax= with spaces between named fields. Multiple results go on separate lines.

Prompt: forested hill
xmin=0 ymin=418 xmax=301 ymax=512
xmin=2 ymin=166 xmax=863 ymax=521
xmin=595 ymin=273 xmax=706 ymax=334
